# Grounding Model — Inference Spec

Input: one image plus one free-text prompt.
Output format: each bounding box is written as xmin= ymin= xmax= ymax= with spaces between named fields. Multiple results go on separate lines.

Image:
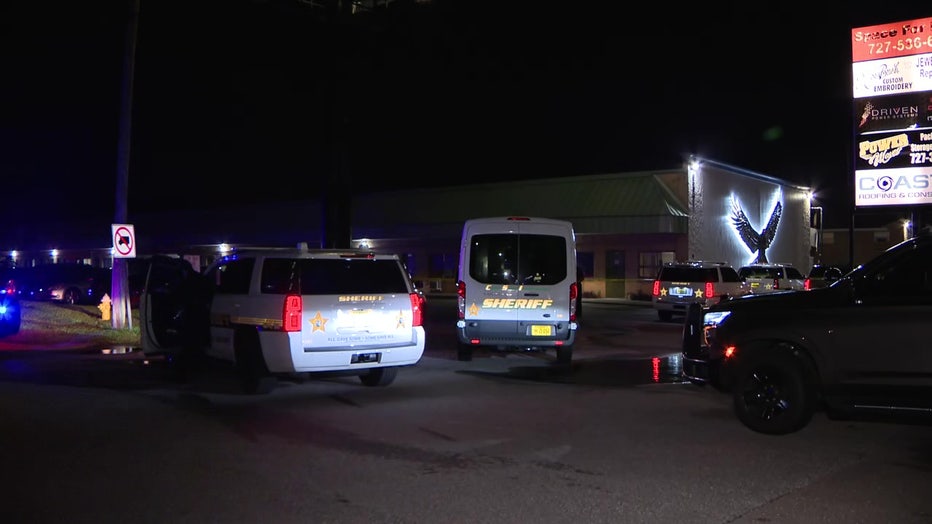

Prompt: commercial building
xmin=3 ymin=156 xmax=824 ymax=300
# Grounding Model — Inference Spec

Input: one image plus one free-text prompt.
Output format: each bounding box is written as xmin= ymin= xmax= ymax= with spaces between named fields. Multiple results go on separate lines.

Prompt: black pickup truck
xmin=682 ymin=232 xmax=932 ymax=435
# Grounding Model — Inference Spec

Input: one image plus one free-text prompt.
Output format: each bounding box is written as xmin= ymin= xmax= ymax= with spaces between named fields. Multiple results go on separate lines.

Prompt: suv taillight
xmin=409 ymin=292 xmax=424 ymax=327
xmin=652 ymin=280 xmax=660 ymax=297
xmin=804 ymin=278 xmax=811 ymax=291
xmin=773 ymin=278 xmax=780 ymax=290
xmin=283 ymin=294 xmax=303 ymax=332
xmin=705 ymin=281 xmax=715 ymax=298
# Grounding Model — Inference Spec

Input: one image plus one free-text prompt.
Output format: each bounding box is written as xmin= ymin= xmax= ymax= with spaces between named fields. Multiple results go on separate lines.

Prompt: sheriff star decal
xmin=309 ymin=311 xmax=328 ymax=332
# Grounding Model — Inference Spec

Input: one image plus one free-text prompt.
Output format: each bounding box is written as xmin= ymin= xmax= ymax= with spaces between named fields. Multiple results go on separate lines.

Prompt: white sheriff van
xmin=140 ymin=245 xmax=426 ymax=394
xmin=455 ymin=216 xmax=579 ymax=364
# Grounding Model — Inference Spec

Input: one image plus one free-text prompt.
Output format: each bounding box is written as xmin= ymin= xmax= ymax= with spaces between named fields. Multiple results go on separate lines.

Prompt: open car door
xmin=140 ymin=255 xmax=211 ymax=357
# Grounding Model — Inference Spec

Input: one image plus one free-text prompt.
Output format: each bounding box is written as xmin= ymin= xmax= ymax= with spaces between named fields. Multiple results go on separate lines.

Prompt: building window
xmin=605 ymin=250 xmax=625 ymax=279
xmin=639 ymin=251 xmax=675 ymax=278
xmin=428 ymin=253 xmax=456 ymax=278
xmin=823 ymin=232 xmax=835 ymax=244
xmin=577 ymin=251 xmax=594 ymax=279
xmin=874 ymin=231 xmax=889 ymax=243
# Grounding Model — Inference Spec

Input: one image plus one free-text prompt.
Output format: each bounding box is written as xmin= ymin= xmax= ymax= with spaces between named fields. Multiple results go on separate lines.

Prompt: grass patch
xmin=9 ymin=300 xmax=141 ymax=348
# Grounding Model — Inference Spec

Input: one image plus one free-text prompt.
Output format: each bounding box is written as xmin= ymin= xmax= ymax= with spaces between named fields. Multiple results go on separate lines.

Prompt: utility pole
xmin=112 ymin=0 xmax=140 ymax=330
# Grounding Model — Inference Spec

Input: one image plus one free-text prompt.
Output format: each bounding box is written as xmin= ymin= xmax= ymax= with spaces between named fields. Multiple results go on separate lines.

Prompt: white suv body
xmin=140 ymin=246 xmax=426 ymax=393
xmin=737 ymin=264 xmax=807 ymax=294
xmin=651 ymin=261 xmax=748 ymax=322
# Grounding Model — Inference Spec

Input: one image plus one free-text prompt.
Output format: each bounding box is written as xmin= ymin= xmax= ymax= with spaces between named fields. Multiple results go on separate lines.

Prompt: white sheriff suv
xmin=737 ymin=263 xmax=807 ymax=294
xmin=140 ymin=245 xmax=426 ymax=394
xmin=651 ymin=261 xmax=748 ymax=322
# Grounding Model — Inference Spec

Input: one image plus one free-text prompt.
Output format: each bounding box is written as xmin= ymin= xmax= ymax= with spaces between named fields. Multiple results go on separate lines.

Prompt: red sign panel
xmin=851 ymin=17 xmax=932 ymax=62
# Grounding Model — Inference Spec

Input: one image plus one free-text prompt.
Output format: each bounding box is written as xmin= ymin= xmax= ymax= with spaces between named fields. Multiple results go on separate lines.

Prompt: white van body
xmin=455 ymin=216 xmax=578 ymax=363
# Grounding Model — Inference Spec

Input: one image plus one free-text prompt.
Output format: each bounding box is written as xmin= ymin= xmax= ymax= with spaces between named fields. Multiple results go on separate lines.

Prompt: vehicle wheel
xmin=359 ymin=366 xmax=398 ymax=387
xmin=732 ymin=350 xmax=813 ymax=435
xmin=658 ymin=310 xmax=673 ymax=322
xmin=457 ymin=344 xmax=473 ymax=362
xmin=63 ymin=288 xmax=81 ymax=305
xmin=234 ymin=330 xmax=275 ymax=395
xmin=556 ymin=345 xmax=572 ymax=365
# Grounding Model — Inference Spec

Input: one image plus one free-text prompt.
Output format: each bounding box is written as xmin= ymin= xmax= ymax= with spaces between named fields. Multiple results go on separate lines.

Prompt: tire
xmin=63 ymin=288 xmax=81 ymax=305
xmin=457 ymin=344 xmax=473 ymax=362
xmin=658 ymin=310 xmax=673 ymax=322
xmin=234 ymin=330 xmax=275 ymax=395
xmin=732 ymin=350 xmax=814 ymax=435
xmin=556 ymin=345 xmax=572 ymax=365
xmin=359 ymin=366 xmax=398 ymax=387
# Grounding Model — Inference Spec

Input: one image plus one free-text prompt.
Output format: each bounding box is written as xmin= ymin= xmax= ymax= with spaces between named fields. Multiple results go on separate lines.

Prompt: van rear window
xmin=261 ymin=258 xmax=409 ymax=295
xmin=469 ymin=233 xmax=567 ymax=285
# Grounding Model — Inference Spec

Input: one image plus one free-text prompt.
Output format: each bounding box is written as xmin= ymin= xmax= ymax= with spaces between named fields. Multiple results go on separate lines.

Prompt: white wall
xmin=688 ymin=159 xmax=813 ymax=272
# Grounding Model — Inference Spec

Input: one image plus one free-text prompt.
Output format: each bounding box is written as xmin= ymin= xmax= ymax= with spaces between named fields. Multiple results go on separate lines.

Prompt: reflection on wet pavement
xmin=460 ymin=353 xmax=686 ymax=387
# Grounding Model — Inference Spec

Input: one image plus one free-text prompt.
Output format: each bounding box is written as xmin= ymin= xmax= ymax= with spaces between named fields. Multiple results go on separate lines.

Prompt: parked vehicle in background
xmin=737 ymin=263 xmax=806 ymax=294
xmin=651 ymin=261 xmax=747 ymax=322
xmin=46 ymin=264 xmax=112 ymax=305
xmin=140 ymin=245 xmax=426 ymax=394
xmin=682 ymin=232 xmax=932 ymax=435
xmin=455 ymin=216 xmax=579 ymax=364
xmin=805 ymin=264 xmax=844 ymax=290
xmin=2 ymin=263 xmax=110 ymax=304
xmin=0 ymin=285 xmax=21 ymax=337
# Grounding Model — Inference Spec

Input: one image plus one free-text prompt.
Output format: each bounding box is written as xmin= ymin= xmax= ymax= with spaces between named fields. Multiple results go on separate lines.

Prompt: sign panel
xmin=111 ymin=224 xmax=137 ymax=258
xmin=852 ymin=17 xmax=932 ymax=208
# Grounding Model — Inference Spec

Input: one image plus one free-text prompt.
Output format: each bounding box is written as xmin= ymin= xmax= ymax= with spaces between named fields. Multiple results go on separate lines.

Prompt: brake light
xmin=569 ymin=281 xmax=578 ymax=322
xmin=282 ymin=294 xmax=303 ymax=332
xmin=457 ymin=280 xmax=466 ymax=319
xmin=705 ymin=281 xmax=715 ymax=298
xmin=652 ymin=280 xmax=660 ymax=296
xmin=804 ymin=278 xmax=811 ymax=291
xmin=409 ymin=293 xmax=424 ymax=327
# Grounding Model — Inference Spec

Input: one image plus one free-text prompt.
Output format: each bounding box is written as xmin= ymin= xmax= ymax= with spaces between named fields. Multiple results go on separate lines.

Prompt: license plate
xmin=351 ymin=352 xmax=381 ymax=364
xmin=531 ymin=325 xmax=552 ymax=336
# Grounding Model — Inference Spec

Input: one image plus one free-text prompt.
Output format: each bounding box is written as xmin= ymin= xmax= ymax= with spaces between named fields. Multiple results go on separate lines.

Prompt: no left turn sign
xmin=112 ymin=224 xmax=137 ymax=258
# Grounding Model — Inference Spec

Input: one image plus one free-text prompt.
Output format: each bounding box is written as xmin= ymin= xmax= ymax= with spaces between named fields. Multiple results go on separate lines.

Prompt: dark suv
xmin=682 ymin=232 xmax=932 ymax=435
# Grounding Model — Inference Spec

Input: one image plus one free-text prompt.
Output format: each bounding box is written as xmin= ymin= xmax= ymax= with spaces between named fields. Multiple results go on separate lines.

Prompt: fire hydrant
xmin=98 ymin=293 xmax=112 ymax=321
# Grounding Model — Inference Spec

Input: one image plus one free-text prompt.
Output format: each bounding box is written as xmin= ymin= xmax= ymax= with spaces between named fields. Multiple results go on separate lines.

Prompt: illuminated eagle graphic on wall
xmin=731 ymin=196 xmax=782 ymax=264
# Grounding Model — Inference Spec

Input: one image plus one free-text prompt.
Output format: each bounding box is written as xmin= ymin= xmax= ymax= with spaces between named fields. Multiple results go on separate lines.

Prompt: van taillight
xmin=456 ymin=280 xmax=466 ymax=319
xmin=283 ymin=294 xmax=303 ymax=332
xmin=652 ymin=280 xmax=660 ymax=296
xmin=569 ymin=281 xmax=578 ymax=322
xmin=409 ymin=293 xmax=424 ymax=327
xmin=705 ymin=282 xmax=715 ymax=298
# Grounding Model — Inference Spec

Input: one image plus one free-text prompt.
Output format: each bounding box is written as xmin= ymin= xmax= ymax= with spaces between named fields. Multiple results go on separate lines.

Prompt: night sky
xmin=2 ymin=0 xmax=930 ymax=247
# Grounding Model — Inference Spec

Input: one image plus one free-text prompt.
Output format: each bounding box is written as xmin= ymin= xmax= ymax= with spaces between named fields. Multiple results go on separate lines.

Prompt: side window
xmin=786 ymin=267 xmax=804 ymax=279
xmin=862 ymin=245 xmax=932 ymax=302
xmin=260 ymin=258 xmax=298 ymax=294
xmin=213 ymin=258 xmax=255 ymax=295
xmin=720 ymin=267 xmax=742 ymax=282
